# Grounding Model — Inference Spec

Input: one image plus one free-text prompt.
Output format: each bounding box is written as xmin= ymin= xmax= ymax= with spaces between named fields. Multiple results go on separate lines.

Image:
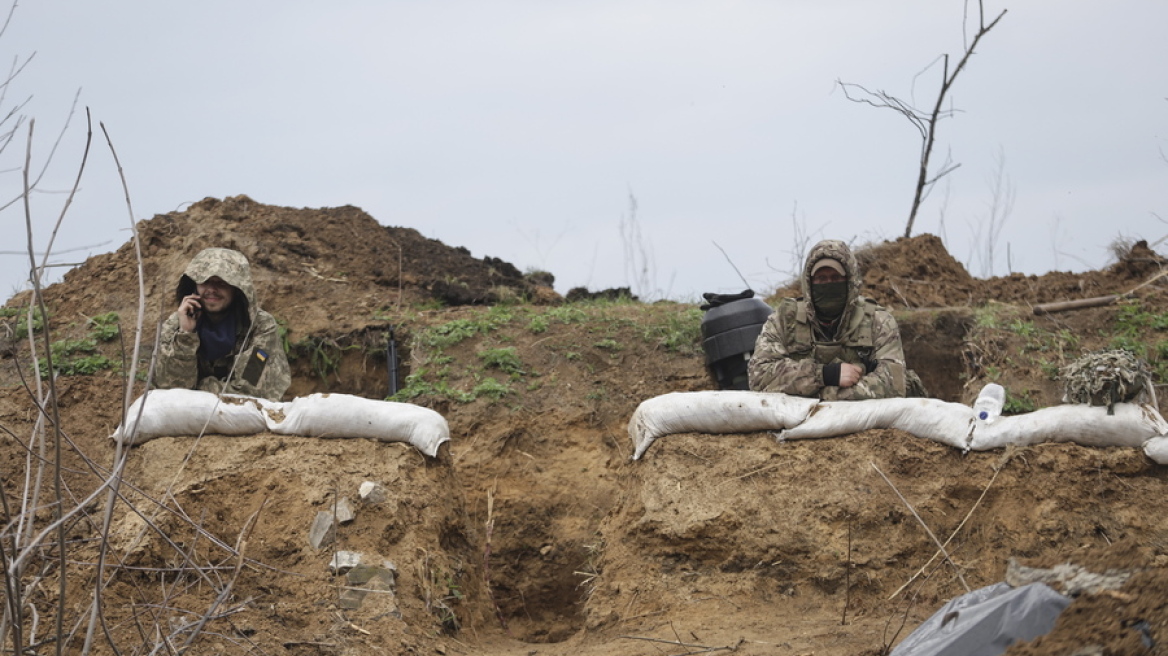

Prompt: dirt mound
xmin=7 ymin=195 xmax=556 ymax=339
xmin=771 ymin=234 xmax=1163 ymax=311
xmin=3 ymin=200 xmax=1168 ymax=656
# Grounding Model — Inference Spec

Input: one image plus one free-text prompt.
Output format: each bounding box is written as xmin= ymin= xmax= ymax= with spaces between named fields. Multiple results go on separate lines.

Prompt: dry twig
xmin=619 ymin=632 xmax=744 ymax=655
xmin=871 ymin=462 xmax=971 ymax=593
xmin=889 ymin=461 xmax=1003 ymax=599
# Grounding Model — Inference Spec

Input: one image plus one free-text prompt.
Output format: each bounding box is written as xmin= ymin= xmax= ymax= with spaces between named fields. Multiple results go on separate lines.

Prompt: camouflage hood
xmin=799 ymin=239 xmax=863 ymax=326
xmin=175 ymin=248 xmax=258 ymax=324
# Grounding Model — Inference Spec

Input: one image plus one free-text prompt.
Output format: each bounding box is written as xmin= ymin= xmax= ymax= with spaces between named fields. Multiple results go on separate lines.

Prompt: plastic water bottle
xmin=973 ymin=383 xmax=1006 ymax=422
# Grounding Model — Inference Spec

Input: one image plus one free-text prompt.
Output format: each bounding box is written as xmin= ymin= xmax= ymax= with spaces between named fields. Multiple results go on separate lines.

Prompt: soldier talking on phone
xmin=154 ymin=248 xmax=291 ymax=400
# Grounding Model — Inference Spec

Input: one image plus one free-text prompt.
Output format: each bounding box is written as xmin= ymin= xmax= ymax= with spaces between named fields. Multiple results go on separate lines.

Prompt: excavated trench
xmin=286 ymin=328 xmax=595 ymax=642
xmin=284 ymin=314 xmax=972 ymax=644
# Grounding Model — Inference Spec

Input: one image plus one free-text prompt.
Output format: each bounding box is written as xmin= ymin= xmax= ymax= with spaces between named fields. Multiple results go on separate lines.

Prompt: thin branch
xmin=618 ymin=634 xmax=743 ymax=654
xmin=838 ymin=1 xmax=1007 ymax=239
xmin=20 ymin=114 xmax=72 ymax=656
xmin=889 ymin=461 xmax=1003 ymax=599
xmin=173 ymin=502 xmax=265 ymax=654
xmin=711 ymin=241 xmax=751 ymax=291
xmin=871 ymin=462 xmax=971 ymax=593
xmin=0 ymin=87 xmax=83 ymax=218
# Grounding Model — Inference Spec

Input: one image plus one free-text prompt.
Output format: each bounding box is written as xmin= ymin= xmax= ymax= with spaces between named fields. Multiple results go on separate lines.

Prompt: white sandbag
xmin=266 ymin=393 xmax=451 ymax=457
xmin=629 ymin=391 xmax=818 ymax=460
xmin=1145 ymin=436 xmax=1168 ymax=465
xmin=110 ymin=389 xmax=267 ymax=446
xmin=968 ymin=403 xmax=1168 ymax=451
xmin=629 ymin=389 xmax=1168 ymax=464
xmin=781 ymin=397 xmax=974 ymax=450
xmin=112 ymin=390 xmax=451 ymax=457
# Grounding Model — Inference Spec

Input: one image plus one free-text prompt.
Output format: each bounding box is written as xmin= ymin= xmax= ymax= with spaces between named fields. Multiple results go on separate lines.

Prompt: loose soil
xmin=2 ymin=197 xmax=1166 ymax=655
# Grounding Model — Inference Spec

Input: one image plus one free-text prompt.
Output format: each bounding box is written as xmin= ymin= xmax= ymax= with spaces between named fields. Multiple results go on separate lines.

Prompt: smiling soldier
xmin=154 ymin=248 xmax=290 ymax=401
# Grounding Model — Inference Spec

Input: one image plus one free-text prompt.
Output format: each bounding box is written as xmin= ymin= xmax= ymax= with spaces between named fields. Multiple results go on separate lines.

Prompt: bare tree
xmin=619 ymin=190 xmax=673 ymax=300
xmin=0 ymin=8 xmax=260 ymax=653
xmin=839 ymin=1 xmax=1007 ymax=239
xmin=766 ymin=200 xmax=821 ymax=284
xmin=967 ymin=146 xmax=1015 ymax=277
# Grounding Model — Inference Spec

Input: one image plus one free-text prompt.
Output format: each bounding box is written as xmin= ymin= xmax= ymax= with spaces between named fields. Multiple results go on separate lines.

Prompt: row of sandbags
xmin=111 ymin=389 xmax=450 ymax=457
xmin=111 ymin=388 xmax=1168 ymax=464
xmin=628 ymin=391 xmax=1168 ymax=464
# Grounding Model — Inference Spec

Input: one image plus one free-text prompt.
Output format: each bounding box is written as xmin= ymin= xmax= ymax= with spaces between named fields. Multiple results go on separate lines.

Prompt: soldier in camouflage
xmin=748 ymin=239 xmax=908 ymax=400
xmin=154 ymin=248 xmax=291 ymax=401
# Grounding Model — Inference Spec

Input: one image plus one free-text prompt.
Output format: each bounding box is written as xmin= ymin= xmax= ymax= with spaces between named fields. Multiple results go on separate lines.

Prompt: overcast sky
xmin=2 ymin=1 xmax=1165 ymax=303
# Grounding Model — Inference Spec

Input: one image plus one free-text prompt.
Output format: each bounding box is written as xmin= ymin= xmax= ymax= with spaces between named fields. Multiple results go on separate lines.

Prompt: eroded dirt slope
xmin=2 ymin=200 xmax=1167 ymax=655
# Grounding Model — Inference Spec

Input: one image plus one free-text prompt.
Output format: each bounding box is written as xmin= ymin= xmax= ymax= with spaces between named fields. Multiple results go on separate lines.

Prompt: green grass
xmin=1105 ymin=298 xmax=1168 ymax=380
xmin=391 ymin=369 xmax=475 ymax=403
xmin=1 ymin=306 xmax=45 ymax=340
xmin=395 ymin=298 xmax=702 ymax=405
xmin=38 ymin=337 xmax=116 ymax=377
xmin=89 ymin=312 xmax=121 ymax=342
xmin=527 ymin=315 xmax=549 ymax=334
xmin=472 ymin=377 xmax=511 ymax=400
xmin=1004 ymin=391 xmax=1038 ymax=414
xmin=28 ymin=313 xmax=123 ymax=378
xmin=640 ymin=306 xmax=702 ymax=353
xmin=418 ymin=309 xmax=518 ymax=350
xmin=970 ymin=303 xmax=1086 ymax=386
xmin=478 ymin=347 xmax=524 ymax=375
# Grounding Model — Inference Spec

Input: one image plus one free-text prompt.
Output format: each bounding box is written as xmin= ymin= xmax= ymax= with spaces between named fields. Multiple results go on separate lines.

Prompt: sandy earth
xmin=1 ymin=197 xmax=1166 ymax=655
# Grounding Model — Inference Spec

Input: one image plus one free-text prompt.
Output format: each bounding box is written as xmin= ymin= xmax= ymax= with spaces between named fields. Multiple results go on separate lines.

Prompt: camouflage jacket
xmin=154 ymin=248 xmax=291 ymax=401
xmin=747 ymin=240 xmax=907 ymax=400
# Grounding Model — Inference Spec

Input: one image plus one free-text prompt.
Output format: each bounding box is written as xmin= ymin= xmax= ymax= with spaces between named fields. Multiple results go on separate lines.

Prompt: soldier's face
xmin=196 ymin=277 xmax=235 ymax=314
xmin=811 ymin=270 xmax=846 ymax=285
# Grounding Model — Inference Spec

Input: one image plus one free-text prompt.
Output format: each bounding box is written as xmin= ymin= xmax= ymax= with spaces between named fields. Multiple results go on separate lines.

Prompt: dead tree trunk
xmin=838 ymin=1 xmax=1007 ymax=239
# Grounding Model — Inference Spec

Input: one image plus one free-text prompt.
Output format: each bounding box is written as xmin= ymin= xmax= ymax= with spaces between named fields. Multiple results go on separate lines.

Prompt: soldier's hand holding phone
xmin=178 ymin=294 xmax=202 ymax=333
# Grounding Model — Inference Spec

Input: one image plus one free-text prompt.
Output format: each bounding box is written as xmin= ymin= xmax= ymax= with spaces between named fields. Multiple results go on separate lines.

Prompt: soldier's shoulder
xmin=775 ymin=296 xmax=805 ymax=318
xmin=858 ymin=296 xmax=892 ymax=314
xmin=253 ymin=309 xmax=281 ymax=328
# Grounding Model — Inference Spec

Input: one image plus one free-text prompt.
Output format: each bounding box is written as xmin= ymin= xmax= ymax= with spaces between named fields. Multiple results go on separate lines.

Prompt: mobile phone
xmin=186 ymin=295 xmax=202 ymax=318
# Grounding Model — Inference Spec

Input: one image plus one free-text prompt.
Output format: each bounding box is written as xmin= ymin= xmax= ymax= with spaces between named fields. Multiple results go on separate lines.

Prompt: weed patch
xmin=39 ymin=337 xmax=115 ymax=377
xmin=472 ymin=377 xmax=512 ymax=400
xmin=0 ymin=306 xmax=45 ymax=340
xmin=1106 ymin=299 xmax=1168 ymax=381
xmin=478 ymin=347 xmax=524 ymax=375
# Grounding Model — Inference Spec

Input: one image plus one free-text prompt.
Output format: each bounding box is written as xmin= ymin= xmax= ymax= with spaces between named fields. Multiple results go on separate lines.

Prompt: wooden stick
xmin=1033 ymin=268 xmax=1168 ymax=315
xmin=1033 ymin=295 xmax=1121 ymax=315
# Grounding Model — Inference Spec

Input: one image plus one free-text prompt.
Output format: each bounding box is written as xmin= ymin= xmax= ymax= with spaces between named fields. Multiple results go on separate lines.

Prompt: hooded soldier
xmin=154 ymin=248 xmax=291 ymax=401
xmin=748 ymin=239 xmax=909 ymax=400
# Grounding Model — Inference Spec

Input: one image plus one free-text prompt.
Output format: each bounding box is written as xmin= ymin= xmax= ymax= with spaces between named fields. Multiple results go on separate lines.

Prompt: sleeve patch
xmin=242 ymin=348 xmax=268 ymax=385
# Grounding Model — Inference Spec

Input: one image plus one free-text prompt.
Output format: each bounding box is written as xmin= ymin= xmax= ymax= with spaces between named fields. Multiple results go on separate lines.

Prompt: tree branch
xmin=838 ymin=1 xmax=1007 ymax=239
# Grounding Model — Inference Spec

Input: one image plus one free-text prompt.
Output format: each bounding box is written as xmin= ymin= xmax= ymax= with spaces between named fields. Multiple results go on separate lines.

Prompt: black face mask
xmin=811 ymin=281 xmax=849 ymax=320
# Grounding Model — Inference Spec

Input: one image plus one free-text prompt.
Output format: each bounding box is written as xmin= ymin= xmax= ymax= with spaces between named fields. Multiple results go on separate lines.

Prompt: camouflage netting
xmin=1061 ymin=349 xmax=1155 ymax=413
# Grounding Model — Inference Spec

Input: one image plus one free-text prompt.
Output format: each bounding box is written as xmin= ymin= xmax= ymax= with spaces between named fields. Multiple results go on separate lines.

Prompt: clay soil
xmin=2 ymin=196 xmax=1167 ymax=655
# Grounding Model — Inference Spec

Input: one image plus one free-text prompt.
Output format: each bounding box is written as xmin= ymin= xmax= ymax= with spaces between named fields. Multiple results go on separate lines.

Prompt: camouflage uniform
xmin=154 ymin=248 xmax=291 ymax=401
xmin=748 ymin=240 xmax=907 ymax=400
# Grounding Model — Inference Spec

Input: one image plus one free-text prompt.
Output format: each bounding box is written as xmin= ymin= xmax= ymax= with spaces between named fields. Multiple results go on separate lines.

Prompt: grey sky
xmin=2 ymin=1 xmax=1165 ymax=302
